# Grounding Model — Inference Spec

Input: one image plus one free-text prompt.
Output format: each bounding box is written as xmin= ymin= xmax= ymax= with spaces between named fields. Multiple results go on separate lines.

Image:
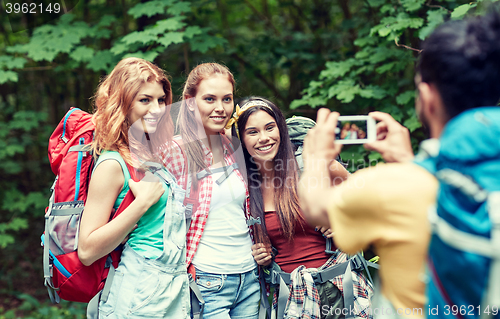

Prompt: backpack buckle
xmin=185 ymin=204 xmax=193 ymax=219
xmin=246 ymin=216 xmax=261 ymax=226
xmin=311 ymin=271 xmax=324 ymax=284
xmin=350 ymin=255 xmax=364 ymax=271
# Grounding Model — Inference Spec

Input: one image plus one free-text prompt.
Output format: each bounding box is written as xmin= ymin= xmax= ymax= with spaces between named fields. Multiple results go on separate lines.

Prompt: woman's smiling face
xmin=129 ymin=81 xmax=166 ymax=135
xmin=242 ymin=110 xmax=280 ymax=166
xmin=189 ymin=73 xmax=234 ymax=136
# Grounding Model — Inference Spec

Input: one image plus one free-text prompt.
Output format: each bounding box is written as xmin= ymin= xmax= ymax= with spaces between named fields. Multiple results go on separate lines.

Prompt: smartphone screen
xmin=334 ymin=116 xmax=375 ymax=144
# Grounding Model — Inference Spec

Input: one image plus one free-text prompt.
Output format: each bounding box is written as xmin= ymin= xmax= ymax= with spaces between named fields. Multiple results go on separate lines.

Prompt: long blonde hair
xmin=92 ymin=57 xmax=173 ymax=165
xmin=177 ymin=62 xmax=235 ymax=173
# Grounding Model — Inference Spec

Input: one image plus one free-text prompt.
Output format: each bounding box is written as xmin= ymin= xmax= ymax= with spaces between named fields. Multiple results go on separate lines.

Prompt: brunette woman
xmin=231 ymin=97 xmax=374 ymax=319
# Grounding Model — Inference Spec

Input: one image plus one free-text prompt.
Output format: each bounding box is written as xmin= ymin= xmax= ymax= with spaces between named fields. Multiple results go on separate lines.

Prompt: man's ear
xmin=185 ymin=95 xmax=195 ymax=111
xmin=418 ymin=81 xmax=448 ymax=139
xmin=418 ymin=82 xmax=437 ymax=118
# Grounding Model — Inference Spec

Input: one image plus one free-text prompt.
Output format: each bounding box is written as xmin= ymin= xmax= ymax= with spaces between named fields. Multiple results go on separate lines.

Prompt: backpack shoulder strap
xmin=94 ymin=151 xmax=132 ymax=182
xmin=172 ymin=138 xmax=197 ymax=229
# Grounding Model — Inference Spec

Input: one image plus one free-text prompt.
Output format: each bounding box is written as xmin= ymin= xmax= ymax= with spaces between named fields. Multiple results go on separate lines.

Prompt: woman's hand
xmin=128 ymin=171 xmax=165 ymax=209
xmin=316 ymin=226 xmax=334 ymax=238
xmin=252 ymin=243 xmax=273 ymax=266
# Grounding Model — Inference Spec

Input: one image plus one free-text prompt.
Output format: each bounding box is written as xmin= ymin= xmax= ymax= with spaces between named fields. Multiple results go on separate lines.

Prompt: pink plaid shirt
xmin=160 ymin=135 xmax=253 ymax=268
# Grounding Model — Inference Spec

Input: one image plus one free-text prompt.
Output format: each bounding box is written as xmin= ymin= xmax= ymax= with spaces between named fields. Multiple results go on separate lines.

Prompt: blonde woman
xmin=162 ymin=63 xmax=263 ymax=319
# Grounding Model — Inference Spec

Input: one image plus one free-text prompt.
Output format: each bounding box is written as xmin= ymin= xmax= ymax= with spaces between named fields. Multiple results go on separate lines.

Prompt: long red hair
xmin=92 ymin=57 xmax=173 ymax=165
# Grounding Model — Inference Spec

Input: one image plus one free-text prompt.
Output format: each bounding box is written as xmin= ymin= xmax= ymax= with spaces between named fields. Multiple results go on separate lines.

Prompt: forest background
xmin=0 ymin=0 xmax=496 ymax=317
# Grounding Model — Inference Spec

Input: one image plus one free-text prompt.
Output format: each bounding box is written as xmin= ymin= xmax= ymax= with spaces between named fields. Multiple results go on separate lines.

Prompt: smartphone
xmin=335 ymin=115 xmax=376 ymax=144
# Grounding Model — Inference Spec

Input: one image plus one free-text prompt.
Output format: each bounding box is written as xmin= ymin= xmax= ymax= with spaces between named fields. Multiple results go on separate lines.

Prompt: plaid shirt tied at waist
xmin=273 ymin=251 xmax=374 ymax=319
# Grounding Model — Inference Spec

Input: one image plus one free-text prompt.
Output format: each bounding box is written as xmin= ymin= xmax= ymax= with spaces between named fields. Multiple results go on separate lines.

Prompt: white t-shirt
xmin=192 ymin=170 xmax=256 ymax=274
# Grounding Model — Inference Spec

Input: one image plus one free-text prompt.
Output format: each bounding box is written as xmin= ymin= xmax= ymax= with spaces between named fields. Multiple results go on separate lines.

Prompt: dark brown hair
xmin=236 ymin=97 xmax=304 ymax=240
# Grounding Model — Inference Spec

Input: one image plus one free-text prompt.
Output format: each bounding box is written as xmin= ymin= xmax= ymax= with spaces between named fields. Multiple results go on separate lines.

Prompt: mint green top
xmin=95 ymin=151 xmax=169 ymax=259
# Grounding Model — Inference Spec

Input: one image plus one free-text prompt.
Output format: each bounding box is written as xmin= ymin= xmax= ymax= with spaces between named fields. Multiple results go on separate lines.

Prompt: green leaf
xmin=381 ymin=4 xmax=396 ymax=14
xmin=368 ymin=151 xmax=383 ymax=164
xmin=354 ymin=36 xmax=377 ymax=48
xmin=96 ymin=15 xmax=117 ymax=28
xmin=396 ymin=90 xmax=414 ymax=105
xmin=123 ymin=51 xmax=159 ymax=61
xmin=121 ymin=31 xmax=157 ymax=45
xmin=372 ymin=14 xmax=424 ymax=38
xmin=378 ymin=27 xmax=392 ymax=37
xmin=128 ymin=0 xmax=168 ymax=18
xmin=0 ymin=56 xmax=27 ymax=69
xmin=9 ymin=110 xmax=48 ymax=130
xmin=167 ymin=1 xmax=191 ymax=15
xmin=12 ymin=19 xmax=93 ymax=62
xmin=290 ymin=96 xmax=328 ymax=109
xmin=419 ymin=9 xmax=446 ymax=40
xmin=184 ymin=26 xmax=203 ymax=39
xmin=367 ymin=0 xmax=385 ymax=8
xmin=189 ymin=35 xmax=226 ymax=53
xmin=289 ymin=99 xmax=307 ymax=110
xmin=403 ymin=115 xmax=422 ymax=132
xmin=401 ymin=0 xmax=425 ymax=12
xmin=367 ymin=47 xmax=394 ymax=64
xmin=110 ymin=43 xmax=129 ymax=55
xmin=376 ymin=62 xmax=396 ymax=74
xmin=0 ymin=70 xmax=18 ymax=84
xmin=320 ymin=59 xmax=361 ymax=80
xmin=70 ymin=46 xmax=95 ymax=62
xmin=0 ymin=160 xmax=22 ymax=174
xmin=1 ymin=189 xmax=47 ymax=214
xmin=328 ymin=80 xmax=361 ymax=103
xmin=154 ymin=17 xmax=187 ymax=32
xmin=157 ymin=32 xmax=185 ymax=48
xmin=86 ymin=50 xmax=116 ymax=72
xmin=5 ymin=144 xmax=24 ymax=156
xmin=0 ymin=234 xmax=15 ymax=248
xmin=94 ymin=28 xmax=112 ymax=39
xmin=358 ymin=85 xmax=387 ymax=99
xmin=451 ymin=4 xmax=475 ymax=19
xmin=0 ymin=218 xmax=28 ymax=232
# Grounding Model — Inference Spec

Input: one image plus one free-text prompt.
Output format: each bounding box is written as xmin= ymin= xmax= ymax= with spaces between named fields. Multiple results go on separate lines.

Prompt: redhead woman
xmin=78 ymin=57 xmax=190 ymax=318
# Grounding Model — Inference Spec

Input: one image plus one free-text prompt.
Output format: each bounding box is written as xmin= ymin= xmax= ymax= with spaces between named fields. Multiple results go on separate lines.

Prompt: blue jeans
xmin=195 ymin=267 xmax=260 ymax=319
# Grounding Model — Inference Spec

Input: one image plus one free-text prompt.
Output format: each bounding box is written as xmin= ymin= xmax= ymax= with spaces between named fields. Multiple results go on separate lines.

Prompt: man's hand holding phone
xmin=334 ymin=115 xmax=376 ymax=145
xmin=364 ymin=111 xmax=415 ymax=163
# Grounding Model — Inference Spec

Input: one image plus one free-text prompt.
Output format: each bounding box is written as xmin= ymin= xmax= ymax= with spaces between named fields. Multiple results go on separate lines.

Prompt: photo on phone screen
xmin=334 ymin=116 xmax=376 ymax=145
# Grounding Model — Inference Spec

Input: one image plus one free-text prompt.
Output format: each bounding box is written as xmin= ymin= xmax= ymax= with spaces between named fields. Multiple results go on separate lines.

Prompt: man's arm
xmin=299 ymin=108 xmax=342 ymax=227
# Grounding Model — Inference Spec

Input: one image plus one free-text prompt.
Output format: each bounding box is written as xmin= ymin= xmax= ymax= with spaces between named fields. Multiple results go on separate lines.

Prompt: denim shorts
xmin=99 ymin=244 xmax=190 ymax=318
xmin=195 ymin=267 xmax=260 ymax=319
xmin=98 ymin=170 xmax=190 ymax=319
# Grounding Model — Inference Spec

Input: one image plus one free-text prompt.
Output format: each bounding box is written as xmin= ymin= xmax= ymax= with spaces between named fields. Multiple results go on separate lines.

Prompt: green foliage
xmin=419 ymin=9 xmax=447 ymax=40
xmin=1 ymin=0 xmax=227 ymax=83
xmin=291 ymin=0 xmax=497 ymax=163
xmin=0 ymin=299 xmax=85 ymax=319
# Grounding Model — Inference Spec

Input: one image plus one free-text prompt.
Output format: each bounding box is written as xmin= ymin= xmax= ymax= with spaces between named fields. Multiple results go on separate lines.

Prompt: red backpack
xmin=42 ymin=107 xmax=136 ymax=304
